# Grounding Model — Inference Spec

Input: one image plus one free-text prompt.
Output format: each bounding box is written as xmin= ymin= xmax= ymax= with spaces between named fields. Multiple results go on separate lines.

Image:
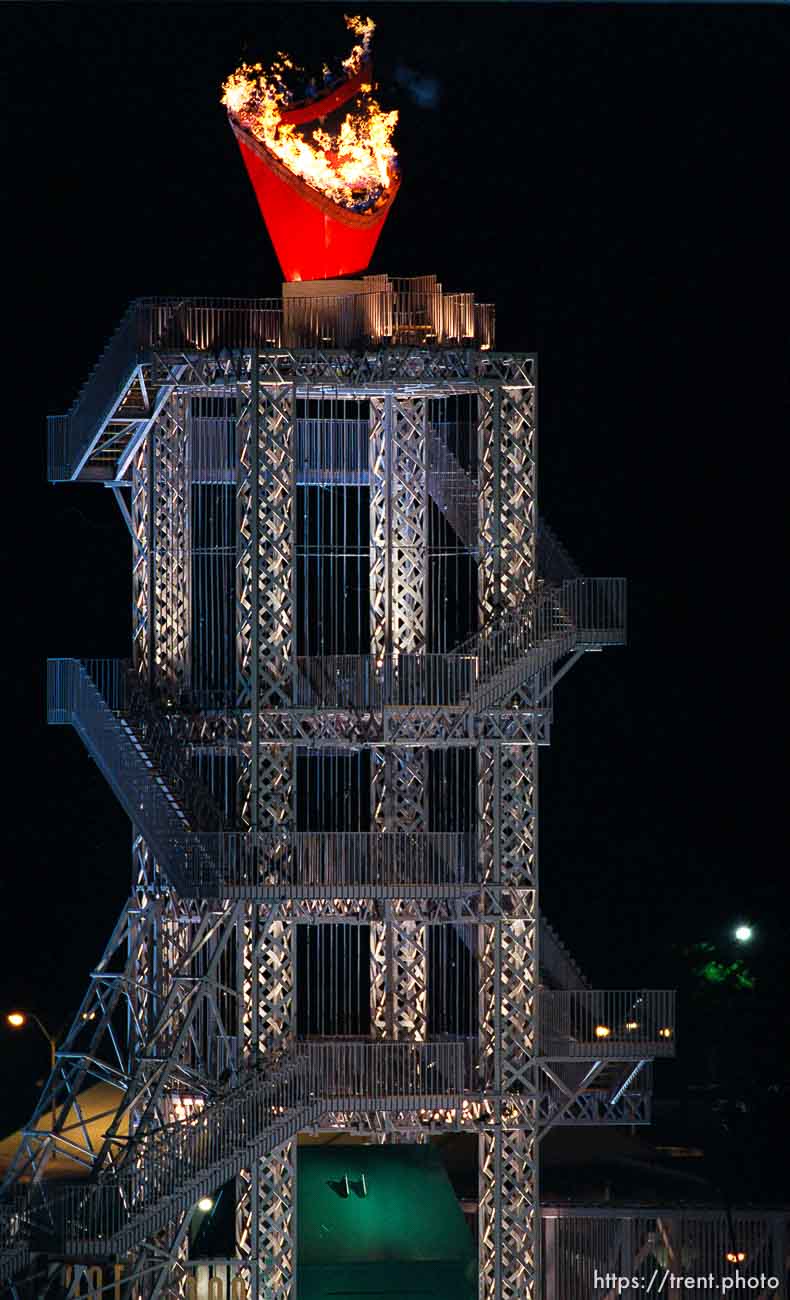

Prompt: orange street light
xmin=6 ymin=1011 xmax=57 ymax=1133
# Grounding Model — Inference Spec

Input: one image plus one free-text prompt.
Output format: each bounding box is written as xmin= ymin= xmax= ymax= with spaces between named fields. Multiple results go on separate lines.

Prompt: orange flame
xmin=222 ymin=15 xmax=398 ymax=212
xmin=342 ymin=14 xmax=375 ymax=74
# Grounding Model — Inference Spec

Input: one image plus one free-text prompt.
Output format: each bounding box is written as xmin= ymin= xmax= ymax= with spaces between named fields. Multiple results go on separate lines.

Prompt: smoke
xmin=394 ymin=63 xmax=441 ymax=110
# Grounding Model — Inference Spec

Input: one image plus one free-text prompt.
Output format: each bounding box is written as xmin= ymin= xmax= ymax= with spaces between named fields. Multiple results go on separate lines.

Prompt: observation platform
xmin=47 ymin=280 xmax=496 ymax=485
xmin=7 ymin=1031 xmax=673 ymax=1265
xmin=46 ymin=576 xmax=625 ymax=894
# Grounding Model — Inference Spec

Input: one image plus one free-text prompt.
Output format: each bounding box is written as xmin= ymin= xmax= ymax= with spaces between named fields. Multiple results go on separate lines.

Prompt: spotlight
xmin=734 ymin=925 xmax=753 ymax=943
xmin=197 ymin=1197 xmax=214 ymax=1213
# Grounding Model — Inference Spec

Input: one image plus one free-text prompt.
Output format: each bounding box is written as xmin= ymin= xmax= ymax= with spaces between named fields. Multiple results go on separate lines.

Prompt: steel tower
xmin=2 ymin=281 xmax=675 ymax=1299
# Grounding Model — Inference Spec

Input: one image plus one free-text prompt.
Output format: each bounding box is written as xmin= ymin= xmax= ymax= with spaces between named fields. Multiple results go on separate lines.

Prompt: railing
xmin=0 ymin=1195 xmax=30 ymax=1285
xmin=49 ymin=661 xmax=483 ymax=898
xmin=425 ymin=424 xmax=588 ymax=574
xmin=540 ymin=915 xmax=589 ymax=991
xmin=538 ymin=990 xmax=676 ymax=1059
xmin=171 ymin=1216 xmax=790 ymax=1300
xmin=47 ymin=659 xmax=197 ymax=894
xmin=459 ymin=578 xmax=627 ymax=710
xmin=296 ymin=416 xmax=370 ymax=482
xmin=47 ymin=303 xmax=145 ymax=482
xmin=293 ymin=653 xmax=477 ymax=709
xmin=124 ymin=674 xmax=231 ymax=832
xmin=426 ymin=432 xmax=478 ymax=547
xmin=146 ymin=296 xmax=282 ymax=352
xmin=186 ymin=831 xmax=477 ymax=898
xmin=475 ymin=301 xmax=496 ymax=350
xmin=169 ymin=583 xmax=617 ymax=711
xmin=541 ymin=1207 xmax=789 ymax=1300
xmin=48 ymin=289 xmax=496 ymax=481
xmin=23 ymin=1203 xmax=786 ymax=1300
xmin=0 ymin=1196 xmax=27 ymax=1252
xmin=537 ymin=517 xmax=583 ymax=584
xmin=33 ymin=1040 xmax=465 ymax=1255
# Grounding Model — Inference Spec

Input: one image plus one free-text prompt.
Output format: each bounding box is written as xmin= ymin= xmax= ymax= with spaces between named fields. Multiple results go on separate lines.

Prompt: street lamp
xmin=734 ymin=924 xmax=753 ymax=943
xmin=6 ymin=1012 xmax=57 ymax=1133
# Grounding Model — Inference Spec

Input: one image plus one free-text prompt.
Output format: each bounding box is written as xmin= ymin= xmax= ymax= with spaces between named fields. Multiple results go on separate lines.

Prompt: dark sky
xmin=1 ymin=3 xmax=786 ymax=1137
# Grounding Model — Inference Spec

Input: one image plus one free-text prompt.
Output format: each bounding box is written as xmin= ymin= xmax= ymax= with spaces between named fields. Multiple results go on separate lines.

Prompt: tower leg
xmin=478 ymin=743 xmax=539 ymax=1298
xmin=238 ymin=1138 xmax=297 ymax=1300
xmin=371 ymin=749 xmax=428 ymax=1041
xmin=237 ymin=903 xmax=294 ymax=1293
xmin=479 ymin=1125 xmax=539 ymax=1300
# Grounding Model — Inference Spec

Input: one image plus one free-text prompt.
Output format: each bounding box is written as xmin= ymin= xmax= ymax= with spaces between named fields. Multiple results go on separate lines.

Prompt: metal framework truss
xmin=3 ymin=327 xmax=660 ymax=1300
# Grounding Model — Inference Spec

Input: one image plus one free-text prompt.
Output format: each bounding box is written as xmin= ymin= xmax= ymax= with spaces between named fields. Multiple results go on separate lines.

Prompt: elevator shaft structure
xmin=2 ymin=282 xmax=675 ymax=1300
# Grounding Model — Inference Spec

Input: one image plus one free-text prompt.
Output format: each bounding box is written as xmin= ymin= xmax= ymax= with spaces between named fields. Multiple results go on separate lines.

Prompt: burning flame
xmin=222 ymin=15 xmax=397 ymax=212
xmin=342 ymin=14 xmax=375 ymax=74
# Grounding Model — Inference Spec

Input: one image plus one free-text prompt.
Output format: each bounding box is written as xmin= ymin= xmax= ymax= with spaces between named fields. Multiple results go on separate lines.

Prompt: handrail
xmin=456 ymin=577 xmax=626 ymax=710
xmin=47 ymin=659 xmax=196 ymax=894
xmin=187 ymin=830 xmax=478 ymax=898
xmin=538 ymin=990 xmax=676 ymax=1059
xmin=292 ymin=653 xmax=477 ymax=709
xmin=26 ymin=1040 xmax=466 ymax=1255
xmin=48 ymin=291 xmax=497 ymax=482
xmin=49 ymin=661 xmax=483 ymax=897
xmin=3 ymin=998 xmax=677 ymax=1274
xmin=47 ymin=303 xmax=145 ymax=482
xmin=47 ymin=589 xmax=623 ymax=898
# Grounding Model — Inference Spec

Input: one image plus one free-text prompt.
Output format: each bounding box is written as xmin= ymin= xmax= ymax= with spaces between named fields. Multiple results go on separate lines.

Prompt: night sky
xmin=1 ymin=2 xmax=787 ymax=1161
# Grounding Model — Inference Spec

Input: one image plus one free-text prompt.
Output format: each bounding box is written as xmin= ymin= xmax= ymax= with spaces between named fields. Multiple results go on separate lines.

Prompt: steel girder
xmin=17 ymin=340 xmax=645 ymax=1300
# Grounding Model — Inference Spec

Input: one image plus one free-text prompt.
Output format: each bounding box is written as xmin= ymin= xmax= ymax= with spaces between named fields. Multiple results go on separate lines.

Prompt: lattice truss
xmin=369 ymin=395 xmax=428 ymax=657
xmin=4 ymin=350 xmax=624 ymax=1300
xmin=0 ymin=839 xmax=240 ymax=1198
xmin=130 ymin=395 xmax=192 ymax=698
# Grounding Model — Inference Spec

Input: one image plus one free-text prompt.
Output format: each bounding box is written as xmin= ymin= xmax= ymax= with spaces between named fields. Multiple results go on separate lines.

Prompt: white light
xmin=197 ymin=1197 xmax=214 ymax=1213
xmin=734 ymin=925 xmax=753 ymax=943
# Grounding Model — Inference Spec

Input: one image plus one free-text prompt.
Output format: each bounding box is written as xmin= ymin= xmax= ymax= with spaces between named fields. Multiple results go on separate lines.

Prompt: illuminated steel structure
xmin=1 ymin=282 xmax=676 ymax=1300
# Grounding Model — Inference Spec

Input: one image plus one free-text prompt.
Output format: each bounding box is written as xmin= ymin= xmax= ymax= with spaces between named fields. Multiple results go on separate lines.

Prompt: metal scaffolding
xmin=1 ymin=284 xmax=681 ymax=1300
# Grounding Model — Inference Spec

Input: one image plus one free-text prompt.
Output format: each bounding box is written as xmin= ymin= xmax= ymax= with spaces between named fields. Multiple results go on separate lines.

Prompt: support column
xmin=237 ymin=902 xmax=295 ymax=1296
xmin=235 ymin=363 xmax=297 ymax=1295
xmin=370 ymin=749 xmax=428 ymax=1041
xmin=478 ymin=743 xmax=539 ymax=1299
xmin=478 ymin=380 xmax=537 ymax=619
xmin=239 ymin=903 xmax=294 ymax=1061
xmin=479 ymin=1126 xmax=538 ymax=1300
xmin=131 ymin=439 xmax=152 ymax=687
xmin=369 ymin=394 xmax=428 ymax=657
xmin=151 ymin=395 xmax=191 ymax=701
xmin=238 ymin=1136 xmax=297 ymax=1300
xmin=236 ymin=369 xmax=294 ymax=824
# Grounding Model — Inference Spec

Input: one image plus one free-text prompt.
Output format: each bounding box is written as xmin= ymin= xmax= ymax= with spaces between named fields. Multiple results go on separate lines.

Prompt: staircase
xmin=48 ymin=572 xmax=624 ymax=899
xmin=47 ymin=660 xmax=207 ymax=895
xmin=21 ymin=1041 xmax=464 ymax=1262
xmin=424 ymin=423 xmax=585 ymax=592
xmin=424 ymin=424 xmax=617 ymax=708
xmin=448 ymin=576 xmax=625 ymax=713
xmin=426 ymin=427 xmax=477 ymax=547
xmin=47 ymin=305 xmax=147 ymax=483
